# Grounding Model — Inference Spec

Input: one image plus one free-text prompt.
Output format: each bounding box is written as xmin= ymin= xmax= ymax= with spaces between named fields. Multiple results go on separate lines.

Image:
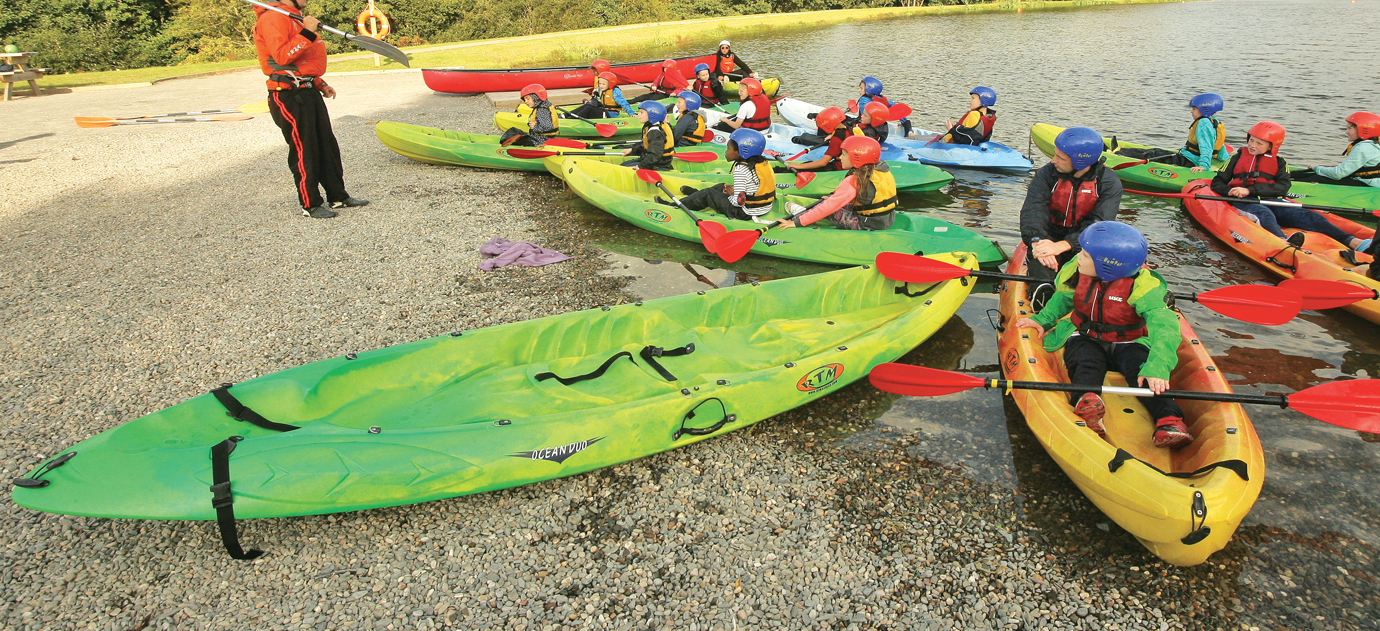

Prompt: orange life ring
xmin=356 ymin=7 xmax=391 ymax=39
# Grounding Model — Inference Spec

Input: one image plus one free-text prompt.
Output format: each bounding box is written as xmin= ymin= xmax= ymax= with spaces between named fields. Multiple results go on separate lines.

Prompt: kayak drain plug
xmin=368 ymin=426 xmax=381 ymax=434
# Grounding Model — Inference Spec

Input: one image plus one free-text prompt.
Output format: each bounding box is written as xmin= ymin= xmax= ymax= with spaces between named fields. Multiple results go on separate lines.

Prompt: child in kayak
xmin=852 ymin=101 xmax=890 ymax=145
xmin=709 ymin=78 xmax=771 ymax=132
xmin=498 ymin=83 xmax=559 ymax=147
xmin=1112 ymin=93 xmax=1228 ymax=172
xmin=621 ymin=101 xmax=674 ymax=171
xmin=1210 ymin=121 xmax=1372 ymax=252
xmin=568 ymin=72 xmax=635 ymax=120
xmin=1013 ymin=221 xmax=1193 ymax=449
xmin=671 ymin=91 xmax=708 ymax=147
xmin=790 ymin=106 xmax=849 ymax=172
xmin=690 ymin=63 xmax=729 ymax=106
xmin=673 ymin=128 xmax=776 ymax=222
xmin=1297 ymin=112 xmax=1380 ymax=188
xmin=940 ymin=87 xmax=997 ymax=145
xmin=631 ymin=59 xmax=688 ymax=103
xmin=1019 ymin=127 xmax=1123 ymax=284
xmin=775 ymin=136 xmax=897 ymax=231
xmin=587 ymin=59 xmax=611 ymax=94
xmin=855 ymin=76 xmax=912 ymax=138
xmin=711 ymin=41 xmax=756 ymax=82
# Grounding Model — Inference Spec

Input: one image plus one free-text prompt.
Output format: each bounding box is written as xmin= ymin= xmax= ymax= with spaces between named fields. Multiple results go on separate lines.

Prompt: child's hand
xmin=1014 ymin=318 xmax=1046 ymax=338
xmin=1189 ymin=166 xmax=1204 ymax=173
xmin=621 ymin=148 xmax=632 ymax=156
xmin=1139 ymin=376 xmax=1170 ymax=395
xmin=722 ymin=183 xmax=734 ymax=195
xmin=1228 ymin=187 xmax=1251 ymax=198
xmin=775 ymin=219 xmax=794 ymax=230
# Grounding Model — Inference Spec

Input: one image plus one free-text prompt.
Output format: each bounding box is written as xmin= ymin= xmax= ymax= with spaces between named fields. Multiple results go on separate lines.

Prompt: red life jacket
xmin=970 ymin=107 xmax=995 ymax=142
xmin=693 ymin=78 xmax=718 ymax=102
xmin=741 ymin=94 xmax=772 ymax=130
xmin=1226 ymin=150 xmax=1281 ymax=188
xmin=653 ymin=68 xmax=687 ymax=93
xmin=1070 ymin=273 xmax=1147 ymax=343
xmin=1048 ymin=166 xmax=1100 ymax=228
xmin=717 ymin=53 xmax=735 ymax=75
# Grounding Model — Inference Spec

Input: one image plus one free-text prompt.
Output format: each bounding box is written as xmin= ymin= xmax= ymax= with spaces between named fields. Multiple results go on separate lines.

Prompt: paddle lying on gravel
xmin=74 ymin=115 xmax=254 ymax=128
xmin=75 ymin=102 xmax=270 ymax=123
xmin=552 ymin=106 xmax=618 ymax=137
xmin=867 ymin=364 xmax=1380 ymax=432
xmin=239 ymin=0 xmax=408 ymax=66
xmin=635 ymin=169 xmax=726 ymax=253
xmin=874 ymin=252 xmax=1340 ymax=326
xmin=1123 ymin=188 xmax=1380 ymax=218
xmin=762 ymin=151 xmax=816 ymax=188
xmin=505 ymin=148 xmax=719 ymax=162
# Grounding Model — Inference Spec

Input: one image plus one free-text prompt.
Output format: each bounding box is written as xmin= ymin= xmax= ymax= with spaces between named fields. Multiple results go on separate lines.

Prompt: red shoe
xmin=1153 ymin=417 xmax=1194 ymax=449
xmin=1073 ymin=393 xmax=1106 ymax=436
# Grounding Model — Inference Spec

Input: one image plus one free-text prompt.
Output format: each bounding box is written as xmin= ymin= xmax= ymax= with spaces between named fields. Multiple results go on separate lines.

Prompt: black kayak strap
xmin=1108 ymin=448 xmax=1249 ymax=481
xmin=535 ymin=351 xmax=634 ymax=385
xmin=210 ymin=436 xmax=263 ymax=560
xmin=211 ymin=384 xmax=299 ymax=433
xmin=639 ymin=344 xmax=695 ymax=381
xmin=535 ymin=343 xmax=696 ymax=385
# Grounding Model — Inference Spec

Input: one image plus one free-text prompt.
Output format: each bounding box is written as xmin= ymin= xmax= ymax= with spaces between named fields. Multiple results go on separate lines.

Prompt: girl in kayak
xmin=1210 ymin=121 xmax=1372 ymax=252
xmin=711 ymin=41 xmax=756 ymax=82
xmin=588 ymin=59 xmax=611 ymax=94
xmin=498 ymin=83 xmax=559 ymax=147
xmin=631 ymin=59 xmax=688 ymax=103
xmin=671 ymin=91 xmax=707 ymax=147
xmin=941 ymin=87 xmax=997 ymax=146
xmin=710 ymin=78 xmax=771 ymax=133
xmin=1019 ymin=126 xmax=1123 ymax=284
xmin=621 ymin=101 xmax=674 ymax=171
xmin=775 ymin=136 xmax=898 ymax=231
xmin=1111 ymin=93 xmax=1228 ymax=172
xmin=1296 ymin=112 xmax=1380 ymax=188
xmin=1013 ymin=221 xmax=1193 ymax=449
xmin=690 ymin=63 xmax=729 ymax=106
xmin=673 ymin=129 xmax=776 ymax=222
xmin=790 ymin=106 xmax=849 ymax=172
xmin=567 ymin=72 xmax=635 ymax=120
xmin=852 ymin=101 xmax=890 ymax=145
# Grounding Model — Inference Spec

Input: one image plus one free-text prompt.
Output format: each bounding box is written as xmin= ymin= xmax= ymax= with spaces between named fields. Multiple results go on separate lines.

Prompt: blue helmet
xmin=1078 ymin=221 xmax=1148 ymax=282
xmin=729 ymin=128 xmax=766 ymax=159
xmin=970 ymin=86 xmax=997 ymax=107
xmin=677 ymin=90 xmax=702 ymax=111
xmin=1189 ymin=93 xmax=1223 ymax=118
xmin=639 ymin=101 xmax=667 ymax=124
xmin=1054 ymin=126 xmax=1104 ymax=171
xmin=861 ymin=76 xmax=883 ymax=96
xmin=693 ymin=63 xmax=710 ymax=74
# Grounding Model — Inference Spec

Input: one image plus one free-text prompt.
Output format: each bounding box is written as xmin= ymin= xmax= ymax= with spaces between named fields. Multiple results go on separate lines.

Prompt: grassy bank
xmin=38 ymin=0 xmax=1185 ymax=90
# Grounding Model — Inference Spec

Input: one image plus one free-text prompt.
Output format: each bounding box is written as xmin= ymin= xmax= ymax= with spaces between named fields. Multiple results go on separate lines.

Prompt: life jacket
xmin=741 ymin=94 xmax=772 ymax=130
xmin=1069 ymin=272 xmax=1148 ymax=343
xmin=970 ymin=107 xmax=995 ymax=142
xmin=596 ymin=87 xmax=622 ymax=113
xmin=679 ymin=111 xmax=706 ymax=144
xmin=851 ymin=162 xmax=898 ymax=216
xmin=528 ymin=100 xmax=559 ymax=135
xmin=736 ymin=157 xmax=777 ymax=215
xmin=1048 ymin=164 xmax=1101 ymax=228
xmin=1183 ymin=116 xmax=1226 ymax=159
xmin=819 ymin=127 xmax=850 ymax=170
xmin=852 ymin=123 xmax=889 ymax=145
xmin=1226 ymin=150 xmax=1282 ymax=188
xmin=1343 ymin=139 xmax=1380 ymax=179
xmin=693 ymin=78 xmax=718 ymax=102
xmin=653 ymin=68 xmax=686 ymax=93
xmin=856 ymin=95 xmax=891 ymax=112
xmin=253 ymin=2 xmax=327 ymax=91
xmin=644 ymin=122 xmax=674 ymax=159
xmin=717 ymin=53 xmax=736 ymax=75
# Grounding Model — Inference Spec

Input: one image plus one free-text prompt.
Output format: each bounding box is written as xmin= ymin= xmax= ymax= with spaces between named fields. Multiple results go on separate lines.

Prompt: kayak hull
xmin=375 ymin=122 xmax=551 ymax=171
xmin=998 ymin=243 xmax=1264 ymax=566
xmin=422 ymin=54 xmax=715 ymax=94
xmin=497 ymin=102 xmax=739 ymax=139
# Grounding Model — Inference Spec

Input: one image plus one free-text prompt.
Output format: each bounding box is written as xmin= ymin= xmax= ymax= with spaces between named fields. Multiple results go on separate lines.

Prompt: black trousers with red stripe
xmin=268 ymin=88 xmax=349 ymax=210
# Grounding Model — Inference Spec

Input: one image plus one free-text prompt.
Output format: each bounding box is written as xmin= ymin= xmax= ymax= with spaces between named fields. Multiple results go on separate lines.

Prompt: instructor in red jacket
xmin=254 ymin=0 xmax=368 ymax=218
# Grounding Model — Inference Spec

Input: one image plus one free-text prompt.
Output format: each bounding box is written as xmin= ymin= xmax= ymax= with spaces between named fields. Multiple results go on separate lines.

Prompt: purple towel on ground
xmin=478 ymin=237 xmax=571 ymax=271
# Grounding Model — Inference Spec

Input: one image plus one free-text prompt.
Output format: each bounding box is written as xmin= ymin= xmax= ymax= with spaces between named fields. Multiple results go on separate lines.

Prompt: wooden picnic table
xmin=1 ymin=52 xmax=46 ymax=102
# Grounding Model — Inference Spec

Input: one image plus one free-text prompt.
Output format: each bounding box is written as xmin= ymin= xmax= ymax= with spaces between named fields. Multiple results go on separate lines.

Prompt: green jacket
xmin=1030 ymin=260 xmax=1182 ymax=380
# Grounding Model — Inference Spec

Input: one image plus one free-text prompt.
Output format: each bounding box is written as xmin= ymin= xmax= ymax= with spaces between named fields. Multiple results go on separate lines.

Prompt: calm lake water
xmin=559 ymin=0 xmax=1378 ymax=622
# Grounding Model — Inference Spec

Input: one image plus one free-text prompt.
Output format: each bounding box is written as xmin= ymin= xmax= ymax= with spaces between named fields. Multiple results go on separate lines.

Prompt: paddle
xmin=1123 ymin=188 xmax=1380 ymax=219
xmin=239 ymin=0 xmax=408 ymax=66
xmin=552 ymin=106 xmax=618 ymax=137
xmin=75 ymin=115 xmax=253 ymax=128
xmin=873 ymin=251 xmax=1305 ymax=325
xmin=77 ymin=102 xmax=269 ymax=123
xmin=713 ymin=200 xmax=823 ymax=264
xmin=634 ymin=169 xmax=726 ymax=253
xmin=868 ymin=364 xmax=1380 ymax=433
xmin=1109 ymin=154 xmax=1179 ymax=170
xmin=1279 ymin=279 xmax=1380 ymax=309
xmin=888 ymin=103 xmax=913 ymax=120
xmin=761 ymin=151 xmax=815 ymax=188
xmin=504 ymin=149 xmax=719 ymax=162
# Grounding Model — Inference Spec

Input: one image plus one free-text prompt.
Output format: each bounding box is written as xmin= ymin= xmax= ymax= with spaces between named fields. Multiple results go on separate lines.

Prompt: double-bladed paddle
xmin=868 ymin=364 xmax=1380 ymax=433
xmin=74 ymin=115 xmax=253 ymax=128
xmin=634 ymin=169 xmax=726 ymax=253
xmin=846 ymin=99 xmax=913 ymax=121
xmin=712 ymin=200 xmax=824 ymax=264
xmin=75 ymin=102 xmax=269 ymax=124
xmin=761 ymin=151 xmax=816 ymax=188
xmin=552 ymin=106 xmax=618 ymax=137
xmin=504 ymin=148 xmax=719 ymax=162
xmin=239 ymin=0 xmax=409 ymax=66
xmin=1122 ymin=188 xmax=1380 ymax=219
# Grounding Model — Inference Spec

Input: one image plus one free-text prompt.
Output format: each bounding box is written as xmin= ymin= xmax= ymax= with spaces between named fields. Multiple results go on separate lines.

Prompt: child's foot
xmin=1286 ymin=232 xmax=1307 ymax=248
xmin=1073 ymin=393 xmax=1107 ymax=436
xmin=680 ymin=185 xmax=699 ymax=196
xmin=654 ymin=197 xmax=674 ymax=207
xmin=1356 ymin=238 xmax=1373 ymax=252
xmin=1153 ymin=417 xmax=1194 ymax=449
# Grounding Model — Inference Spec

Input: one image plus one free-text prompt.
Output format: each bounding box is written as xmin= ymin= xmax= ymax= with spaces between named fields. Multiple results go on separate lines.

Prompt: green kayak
xmin=542 ymin=153 xmax=953 ymax=195
xmin=13 ymin=257 xmax=976 ymax=526
xmin=496 ymin=102 xmax=740 ymax=138
xmin=561 ymin=157 xmax=1006 ymax=267
xmin=1031 ymin=123 xmax=1380 ymax=211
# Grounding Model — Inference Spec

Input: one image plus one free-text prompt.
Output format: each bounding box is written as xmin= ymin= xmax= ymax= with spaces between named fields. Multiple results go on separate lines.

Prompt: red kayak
xmin=422 ymin=54 xmax=716 ymax=95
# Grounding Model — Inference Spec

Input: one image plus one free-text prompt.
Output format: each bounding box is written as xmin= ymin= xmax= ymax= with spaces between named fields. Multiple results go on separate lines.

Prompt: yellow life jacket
xmin=681 ymin=111 xmax=706 ymax=144
xmin=739 ymin=157 xmax=777 ymax=214
xmin=1184 ymin=116 xmax=1226 ymax=158
xmin=597 ymin=88 xmax=621 ymax=113
xmin=852 ymin=162 xmax=898 ymax=216
xmin=1343 ymin=139 xmax=1380 ymax=179
xmin=528 ymin=101 xmax=559 ymax=134
xmin=644 ymin=122 xmax=674 ymax=159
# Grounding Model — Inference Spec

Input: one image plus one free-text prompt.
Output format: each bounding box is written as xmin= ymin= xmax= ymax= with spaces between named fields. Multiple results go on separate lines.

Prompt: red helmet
xmin=863 ymin=101 xmax=889 ymax=125
xmin=739 ymin=77 xmax=763 ymax=97
xmin=816 ymin=106 xmax=846 ymax=133
xmin=662 ymin=59 xmax=677 ymax=70
xmin=519 ymin=83 xmax=547 ymax=101
xmin=591 ymin=59 xmax=611 ymax=73
xmin=841 ymin=135 xmax=882 ymax=166
xmin=1247 ymin=120 xmax=1286 ymax=154
xmin=1347 ymin=111 xmax=1380 ymax=140
xmin=598 ymin=71 xmax=618 ymax=88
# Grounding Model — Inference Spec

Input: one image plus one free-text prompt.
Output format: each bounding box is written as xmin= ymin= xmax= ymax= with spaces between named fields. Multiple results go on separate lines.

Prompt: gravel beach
xmin=0 ymin=71 xmax=1372 ymax=631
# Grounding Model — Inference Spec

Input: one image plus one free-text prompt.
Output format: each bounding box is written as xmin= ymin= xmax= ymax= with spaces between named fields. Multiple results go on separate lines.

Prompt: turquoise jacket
xmin=1313 ymin=139 xmax=1380 ymax=187
xmin=1178 ymin=117 xmax=1229 ymax=170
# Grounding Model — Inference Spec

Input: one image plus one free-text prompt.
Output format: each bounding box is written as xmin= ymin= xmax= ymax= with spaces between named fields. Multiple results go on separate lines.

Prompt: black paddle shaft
xmin=993 ymin=378 xmax=1291 ymax=408
xmin=1192 ymin=193 xmax=1377 ymax=217
xmin=968 ymin=268 xmax=1205 ymax=303
xmin=652 ymin=181 xmax=706 ymax=224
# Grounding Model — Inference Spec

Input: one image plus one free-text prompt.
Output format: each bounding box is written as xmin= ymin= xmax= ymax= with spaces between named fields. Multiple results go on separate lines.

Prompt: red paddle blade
xmin=698 ymin=221 xmax=727 ymax=254
xmin=595 ymin=123 xmax=617 ymax=138
xmin=635 ymin=169 xmax=664 ymax=184
xmin=847 ymin=99 xmax=858 ymax=113
xmin=703 ymin=129 xmax=716 ymax=143
xmin=1111 ymin=159 xmax=1150 ymax=170
xmin=869 ymin=364 xmax=987 ymax=397
xmin=794 ymin=171 xmax=816 ymax=188
xmin=888 ymin=103 xmax=913 ymax=120
xmin=1280 ymin=279 xmax=1380 ymax=310
xmin=1287 ymin=379 xmax=1380 ymax=432
xmin=541 ymin=138 xmax=588 ymax=149
xmin=716 ymin=229 xmax=764 ymax=263
xmin=874 ymin=251 xmax=972 ymax=283
xmin=505 ymin=148 xmax=559 ymax=159
xmin=1192 ymin=285 xmax=1301 ymax=325
xmin=673 ymin=151 xmax=719 ymax=163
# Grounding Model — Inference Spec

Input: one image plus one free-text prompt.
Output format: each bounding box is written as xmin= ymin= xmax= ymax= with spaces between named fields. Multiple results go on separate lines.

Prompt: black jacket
xmin=1020 ymin=161 xmax=1122 ymax=246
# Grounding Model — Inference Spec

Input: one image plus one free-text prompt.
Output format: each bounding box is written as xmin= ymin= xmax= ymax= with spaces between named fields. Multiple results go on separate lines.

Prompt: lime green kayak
xmin=560 ymin=157 xmax=1006 ymax=267
xmin=375 ymin=122 xmax=552 ymax=171
xmin=496 ymin=102 xmax=741 ymax=138
xmin=1031 ymin=123 xmax=1380 ymax=211
xmin=542 ymin=153 xmax=953 ymax=195
xmin=12 ymin=258 xmax=976 ymax=522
